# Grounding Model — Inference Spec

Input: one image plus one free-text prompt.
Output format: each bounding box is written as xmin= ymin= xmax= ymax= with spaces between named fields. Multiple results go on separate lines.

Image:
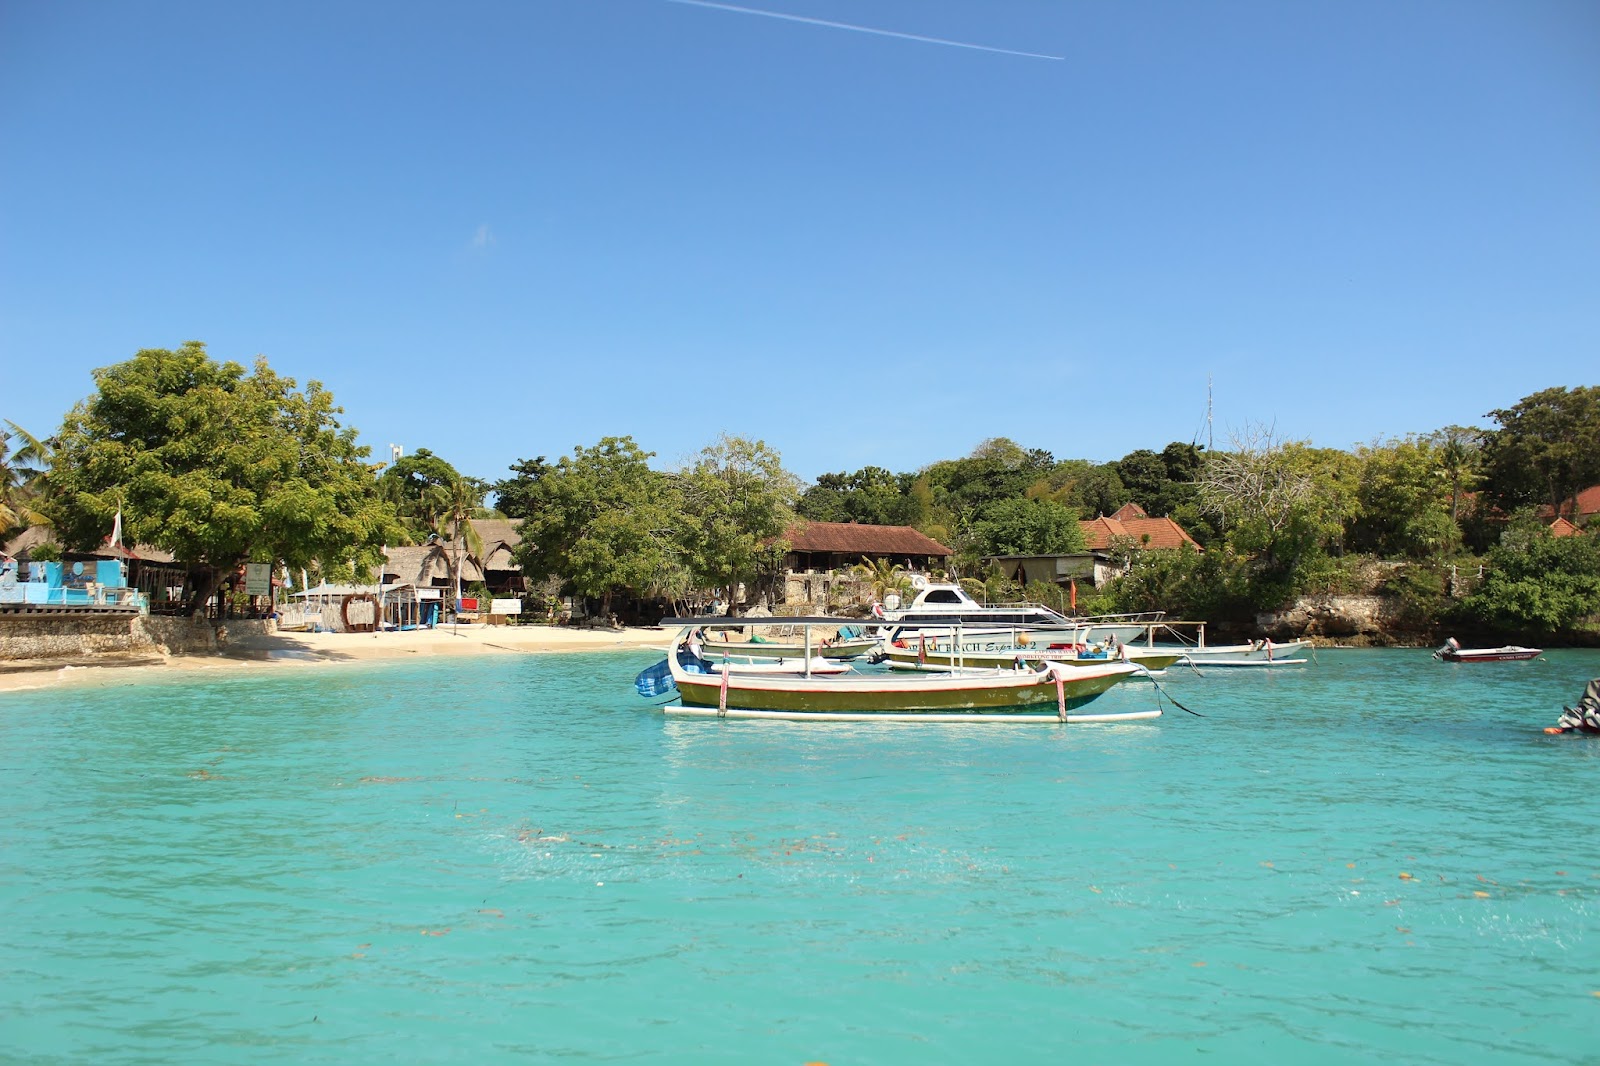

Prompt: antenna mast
xmin=1206 ymin=376 xmax=1214 ymax=451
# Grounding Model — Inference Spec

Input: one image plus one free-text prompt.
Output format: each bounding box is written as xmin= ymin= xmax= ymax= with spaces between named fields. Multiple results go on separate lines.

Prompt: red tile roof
xmin=1080 ymin=515 xmax=1201 ymax=551
xmin=784 ymin=522 xmax=952 ymax=556
xmin=1538 ymin=484 xmax=1600 ymax=521
xmin=1547 ymin=517 xmax=1582 ymax=537
xmin=1111 ymin=502 xmax=1148 ymax=521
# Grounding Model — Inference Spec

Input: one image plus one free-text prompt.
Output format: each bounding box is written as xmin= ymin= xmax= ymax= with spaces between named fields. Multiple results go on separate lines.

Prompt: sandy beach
xmin=0 ymin=622 xmax=671 ymax=693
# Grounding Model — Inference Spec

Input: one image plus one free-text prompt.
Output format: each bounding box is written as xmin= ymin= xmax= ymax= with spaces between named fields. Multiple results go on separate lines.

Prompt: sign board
xmin=417 ymin=588 xmax=442 ymax=600
xmin=490 ymin=598 xmax=522 ymax=615
xmin=459 ymin=596 xmax=479 ymax=612
xmin=245 ymin=563 xmax=272 ymax=596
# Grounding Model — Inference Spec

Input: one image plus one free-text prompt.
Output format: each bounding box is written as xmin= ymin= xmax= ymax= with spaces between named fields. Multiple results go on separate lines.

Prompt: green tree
xmin=1115 ymin=449 xmax=1168 ymax=513
xmin=971 ymin=497 xmax=1086 ymax=556
xmin=378 ymin=448 xmax=464 ymax=540
xmin=1459 ymin=519 xmax=1600 ymax=632
xmin=677 ymin=434 xmax=799 ymax=611
xmin=1482 ymin=386 xmax=1600 ymax=515
xmin=796 ymin=465 xmax=920 ymax=526
xmin=512 ymin=436 xmax=678 ymax=615
xmin=1197 ymin=427 xmax=1357 ymax=566
xmin=1349 ymin=436 xmax=1459 ymax=559
xmin=491 ymin=456 xmax=551 ymax=520
xmin=1059 ymin=461 xmax=1129 ymax=518
xmin=44 ymin=342 xmax=393 ymax=613
xmin=1 ymin=420 xmax=50 ymax=535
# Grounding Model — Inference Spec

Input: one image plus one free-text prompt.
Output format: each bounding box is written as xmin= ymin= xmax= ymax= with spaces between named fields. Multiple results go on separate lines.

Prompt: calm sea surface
xmin=1 ymin=648 xmax=1596 ymax=1064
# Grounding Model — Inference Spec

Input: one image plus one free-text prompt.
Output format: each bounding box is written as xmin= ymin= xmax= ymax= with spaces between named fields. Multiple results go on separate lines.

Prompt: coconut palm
xmin=0 ymin=420 xmax=50 ymax=536
xmin=853 ymin=556 xmax=910 ymax=605
xmin=433 ymin=475 xmax=486 ymax=607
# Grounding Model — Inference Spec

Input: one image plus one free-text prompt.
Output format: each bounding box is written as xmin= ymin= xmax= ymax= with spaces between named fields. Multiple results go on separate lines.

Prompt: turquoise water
xmin=1 ymin=649 xmax=1596 ymax=1064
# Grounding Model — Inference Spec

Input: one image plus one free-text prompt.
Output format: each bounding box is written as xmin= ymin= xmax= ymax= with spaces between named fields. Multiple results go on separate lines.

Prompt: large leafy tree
xmin=1197 ymin=427 xmax=1358 ymax=565
xmin=1349 ymin=436 xmax=1460 ymax=559
xmin=44 ymin=342 xmax=393 ymax=612
xmin=677 ymin=434 xmax=799 ymax=610
xmin=970 ymin=497 xmax=1085 ymax=556
xmin=512 ymin=436 xmax=679 ymax=614
xmin=796 ymin=465 xmax=920 ymax=526
xmin=1481 ymin=386 xmax=1600 ymax=515
xmin=492 ymin=456 xmax=552 ymax=520
xmin=1459 ymin=519 xmax=1600 ymax=632
xmin=378 ymin=447 xmax=464 ymax=539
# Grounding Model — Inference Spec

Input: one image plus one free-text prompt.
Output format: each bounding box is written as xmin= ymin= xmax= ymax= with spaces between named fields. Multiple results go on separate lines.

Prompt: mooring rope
xmin=1136 ymin=668 xmax=1207 ymax=718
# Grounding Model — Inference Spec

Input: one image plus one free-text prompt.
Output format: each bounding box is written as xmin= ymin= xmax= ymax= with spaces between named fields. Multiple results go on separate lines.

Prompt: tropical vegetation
xmin=3 ymin=341 xmax=1596 ymax=637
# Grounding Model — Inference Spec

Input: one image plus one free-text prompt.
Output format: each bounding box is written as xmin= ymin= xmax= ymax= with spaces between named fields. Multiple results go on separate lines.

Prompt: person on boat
xmin=1545 ymin=678 xmax=1600 ymax=735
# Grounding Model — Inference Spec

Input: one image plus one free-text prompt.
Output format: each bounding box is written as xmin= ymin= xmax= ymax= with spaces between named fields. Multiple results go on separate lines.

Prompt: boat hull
xmin=1167 ymin=640 xmax=1311 ymax=663
xmin=674 ymin=664 xmax=1137 ymax=717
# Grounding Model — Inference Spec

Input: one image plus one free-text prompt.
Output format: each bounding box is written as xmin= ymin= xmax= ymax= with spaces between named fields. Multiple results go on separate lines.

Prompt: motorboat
xmin=872 ymin=580 xmax=1162 ymax=647
xmin=1433 ymin=638 xmax=1542 ymax=663
xmin=635 ymin=616 xmax=1154 ymax=723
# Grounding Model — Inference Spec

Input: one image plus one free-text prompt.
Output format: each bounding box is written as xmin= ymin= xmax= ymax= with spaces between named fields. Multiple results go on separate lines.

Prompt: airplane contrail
xmin=664 ymin=0 xmax=1064 ymax=61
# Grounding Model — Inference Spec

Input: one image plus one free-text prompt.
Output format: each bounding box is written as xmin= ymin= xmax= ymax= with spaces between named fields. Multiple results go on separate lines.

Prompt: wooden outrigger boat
xmin=636 ymin=617 xmax=1153 ymax=723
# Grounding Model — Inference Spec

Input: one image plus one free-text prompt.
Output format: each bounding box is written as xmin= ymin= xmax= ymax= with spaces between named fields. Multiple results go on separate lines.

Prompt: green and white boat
xmin=636 ymin=617 xmax=1152 ymax=723
xmin=881 ymin=636 xmax=1183 ymax=674
xmin=697 ymin=627 xmax=878 ymax=661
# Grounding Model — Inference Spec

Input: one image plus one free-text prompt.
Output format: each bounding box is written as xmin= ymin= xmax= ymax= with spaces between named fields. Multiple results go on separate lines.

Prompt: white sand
xmin=0 ymin=622 xmax=672 ymax=693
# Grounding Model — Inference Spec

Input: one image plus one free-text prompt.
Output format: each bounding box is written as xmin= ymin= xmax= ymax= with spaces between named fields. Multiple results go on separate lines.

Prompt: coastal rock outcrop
xmin=1255 ymin=594 xmax=1423 ymax=644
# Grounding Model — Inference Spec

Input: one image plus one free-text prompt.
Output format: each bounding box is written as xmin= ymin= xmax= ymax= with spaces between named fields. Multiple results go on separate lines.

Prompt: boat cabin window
xmin=924 ymin=590 xmax=964 ymax=603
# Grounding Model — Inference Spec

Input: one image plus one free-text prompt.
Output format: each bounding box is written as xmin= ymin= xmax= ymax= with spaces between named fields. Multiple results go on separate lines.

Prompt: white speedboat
xmin=1170 ymin=639 xmax=1312 ymax=667
xmin=873 ymin=581 xmax=1162 ymax=648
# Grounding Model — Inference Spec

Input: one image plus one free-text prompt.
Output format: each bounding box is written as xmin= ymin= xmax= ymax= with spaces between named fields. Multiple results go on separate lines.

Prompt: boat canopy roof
xmin=661 ymin=615 xmax=866 ymax=627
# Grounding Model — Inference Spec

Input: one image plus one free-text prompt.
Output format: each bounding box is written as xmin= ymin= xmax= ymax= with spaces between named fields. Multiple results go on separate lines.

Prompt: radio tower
xmin=1206 ymin=376 xmax=1213 ymax=451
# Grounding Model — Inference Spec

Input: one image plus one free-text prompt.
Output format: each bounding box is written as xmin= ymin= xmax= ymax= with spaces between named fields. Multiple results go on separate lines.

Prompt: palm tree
xmin=1436 ymin=429 xmax=1481 ymax=522
xmin=853 ymin=556 xmax=909 ymax=605
xmin=435 ymin=475 xmax=485 ymax=610
xmin=0 ymin=420 xmax=50 ymax=536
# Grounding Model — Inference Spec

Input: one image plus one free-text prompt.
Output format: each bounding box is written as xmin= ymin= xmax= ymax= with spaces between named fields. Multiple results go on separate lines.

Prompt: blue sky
xmin=3 ymin=0 xmax=1596 ymax=484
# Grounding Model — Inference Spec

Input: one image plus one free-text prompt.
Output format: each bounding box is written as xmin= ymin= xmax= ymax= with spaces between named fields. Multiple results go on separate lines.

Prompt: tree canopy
xmin=43 ymin=342 xmax=393 ymax=609
xmin=1482 ymin=386 xmax=1600 ymax=515
xmin=676 ymin=434 xmax=799 ymax=607
xmin=511 ymin=436 xmax=679 ymax=612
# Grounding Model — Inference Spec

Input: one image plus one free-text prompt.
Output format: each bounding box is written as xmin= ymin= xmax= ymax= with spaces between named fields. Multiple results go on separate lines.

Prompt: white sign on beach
xmin=245 ymin=563 xmax=272 ymax=596
xmin=490 ymin=598 xmax=522 ymax=615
